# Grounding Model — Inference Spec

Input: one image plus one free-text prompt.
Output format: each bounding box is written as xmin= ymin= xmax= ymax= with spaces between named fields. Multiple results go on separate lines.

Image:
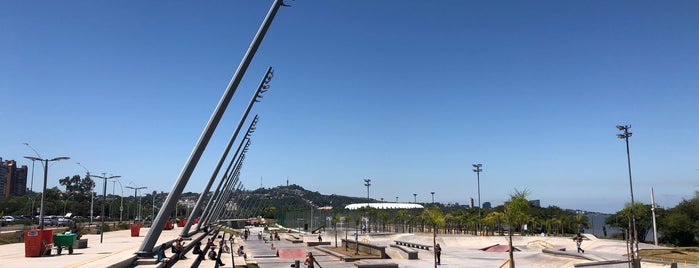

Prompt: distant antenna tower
xmin=260 ymin=176 xmax=263 ymax=188
xmin=286 ymin=177 xmax=289 ymax=187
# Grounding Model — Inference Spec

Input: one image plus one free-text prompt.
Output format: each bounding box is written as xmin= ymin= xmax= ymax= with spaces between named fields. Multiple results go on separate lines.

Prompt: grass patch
xmin=639 ymin=248 xmax=699 ymax=264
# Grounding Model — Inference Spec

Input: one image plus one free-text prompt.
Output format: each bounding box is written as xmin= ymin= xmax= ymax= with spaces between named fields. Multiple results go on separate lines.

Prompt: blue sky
xmin=1 ymin=0 xmax=697 ymax=213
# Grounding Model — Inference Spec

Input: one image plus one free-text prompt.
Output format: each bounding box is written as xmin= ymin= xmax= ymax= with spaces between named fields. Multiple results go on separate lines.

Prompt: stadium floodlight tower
xmin=617 ymin=124 xmax=638 ymax=261
xmin=473 ymin=163 xmax=483 ymax=234
xmin=364 ymin=179 xmax=371 ymax=201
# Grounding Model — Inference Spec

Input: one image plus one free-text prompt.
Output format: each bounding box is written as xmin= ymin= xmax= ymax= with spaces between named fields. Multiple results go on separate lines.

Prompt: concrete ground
xmin=1 ymin=225 xmax=685 ymax=268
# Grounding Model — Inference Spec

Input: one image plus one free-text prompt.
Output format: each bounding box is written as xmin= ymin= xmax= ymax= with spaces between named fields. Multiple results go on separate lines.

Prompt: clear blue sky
xmin=2 ymin=0 xmax=697 ymax=213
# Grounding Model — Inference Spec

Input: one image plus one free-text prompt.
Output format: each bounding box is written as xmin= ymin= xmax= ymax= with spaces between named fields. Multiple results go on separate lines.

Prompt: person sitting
xmin=192 ymin=241 xmax=202 ymax=255
xmin=237 ymin=245 xmax=245 ymax=257
xmin=172 ymin=238 xmax=187 ymax=259
xmin=156 ymin=243 xmax=169 ymax=263
xmin=206 ymin=237 xmax=216 ymax=250
xmin=208 ymin=249 xmax=217 ymax=260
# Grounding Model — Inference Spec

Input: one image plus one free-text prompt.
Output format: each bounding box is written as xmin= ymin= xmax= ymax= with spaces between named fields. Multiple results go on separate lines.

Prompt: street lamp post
xmin=92 ymin=173 xmax=121 ymax=243
xmin=76 ymin=162 xmax=94 ymax=225
xmin=22 ymin=143 xmax=40 ymax=192
xmin=152 ymin=191 xmax=157 ymax=221
xmin=413 ymin=193 xmax=417 ymax=203
xmin=24 ymin=156 xmax=70 ymax=229
xmin=473 ymin=163 xmax=483 ymax=234
xmin=395 ymin=196 xmax=398 ymax=203
xmin=617 ymin=124 xmax=639 ymax=260
xmin=126 ymin=185 xmax=147 ymax=221
xmin=116 ymin=179 xmax=124 ymax=222
xmin=364 ymin=179 xmax=371 ymax=201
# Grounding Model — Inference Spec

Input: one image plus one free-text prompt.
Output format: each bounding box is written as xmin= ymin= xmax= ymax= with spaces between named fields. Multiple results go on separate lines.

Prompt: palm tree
xmin=378 ymin=211 xmax=389 ymax=232
xmin=332 ymin=213 xmax=341 ymax=247
xmin=395 ymin=209 xmax=409 ymax=233
xmin=504 ymin=189 xmax=530 ymax=268
xmin=484 ymin=211 xmax=505 ymax=236
xmin=421 ymin=206 xmax=445 ymax=268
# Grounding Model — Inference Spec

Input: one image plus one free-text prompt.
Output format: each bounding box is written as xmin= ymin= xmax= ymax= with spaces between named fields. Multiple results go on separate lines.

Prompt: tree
xmin=605 ymin=202 xmax=652 ymax=242
xmin=484 ymin=211 xmax=505 ymax=236
xmin=658 ymin=192 xmax=699 ymax=246
xmin=504 ymin=189 xmax=530 ymax=268
xmin=332 ymin=213 xmax=341 ymax=247
xmin=421 ymin=206 xmax=445 ymax=268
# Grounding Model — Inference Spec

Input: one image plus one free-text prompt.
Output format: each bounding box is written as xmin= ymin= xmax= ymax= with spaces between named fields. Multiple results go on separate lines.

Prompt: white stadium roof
xmin=344 ymin=203 xmax=424 ymax=210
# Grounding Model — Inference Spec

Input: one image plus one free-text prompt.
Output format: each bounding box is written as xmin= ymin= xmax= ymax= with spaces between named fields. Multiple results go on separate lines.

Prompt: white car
xmin=2 ymin=216 xmax=16 ymax=222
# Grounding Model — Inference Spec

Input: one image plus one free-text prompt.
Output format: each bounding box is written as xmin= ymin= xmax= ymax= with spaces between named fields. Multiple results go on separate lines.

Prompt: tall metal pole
xmin=126 ymin=185 xmax=146 ymax=220
xmin=137 ymin=0 xmax=286 ymax=257
xmin=22 ymin=143 xmax=40 ymax=192
xmin=116 ymin=179 xmax=124 ymax=222
xmin=364 ymin=179 xmax=371 ymax=201
xmin=92 ymin=173 xmax=120 ymax=243
xmin=617 ymin=124 xmax=638 ymax=260
xmin=473 ymin=163 xmax=483 ymax=234
xmin=182 ymin=66 xmax=269 ymax=236
xmin=431 ymin=192 xmax=435 ymax=204
xmin=25 ymin=156 xmax=70 ymax=229
xmin=650 ymin=187 xmax=658 ymax=246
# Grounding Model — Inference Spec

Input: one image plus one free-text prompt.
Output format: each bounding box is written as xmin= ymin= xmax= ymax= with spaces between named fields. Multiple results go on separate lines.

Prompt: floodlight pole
xmin=137 ymin=0 xmax=285 ymax=257
xmin=473 ymin=163 xmax=483 ymax=235
xmin=617 ymin=124 xmax=638 ymax=261
xmin=182 ymin=66 xmax=270 ymax=236
xmin=364 ymin=179 xmax=371 ymax=201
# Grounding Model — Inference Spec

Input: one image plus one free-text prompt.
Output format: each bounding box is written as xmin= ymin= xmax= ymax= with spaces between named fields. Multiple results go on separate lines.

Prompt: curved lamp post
xmin=24 ymin=156 xmax=70 ymax=229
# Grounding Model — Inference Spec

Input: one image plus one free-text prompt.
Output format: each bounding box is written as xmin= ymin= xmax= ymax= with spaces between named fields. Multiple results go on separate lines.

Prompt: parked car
xmin=2 ymin=216 xmax=16 ymax=222
xmin=57 ymin=217 xmax=73 ymax=226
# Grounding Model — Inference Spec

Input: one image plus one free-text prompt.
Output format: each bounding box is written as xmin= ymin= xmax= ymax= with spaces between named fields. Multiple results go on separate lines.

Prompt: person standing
xmin=435 ymin=243 xmax=442 ymax=265
xmin=304 ymin=252 xmax=322 ymax=268
xmin=574 ymin=233 xmax=585 ymax=253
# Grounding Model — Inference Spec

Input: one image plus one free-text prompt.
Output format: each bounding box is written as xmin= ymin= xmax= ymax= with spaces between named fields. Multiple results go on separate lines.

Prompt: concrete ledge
xmin=306 ymin=241 xmax=331 ymax=246
xmin=389 ymin=244 xmax=418 ymax=259
xmin=354 ymin=260 xmax=399 ymax=268
xmin=542 ymin=248 xmax=601 ymax=261
xmin=315 ymin=246 xmax=384 ymax=262
xmin=342 ymin=239 xmax=387 ymax=259
xmin=394 ymin=240 xmax=431 ymax=250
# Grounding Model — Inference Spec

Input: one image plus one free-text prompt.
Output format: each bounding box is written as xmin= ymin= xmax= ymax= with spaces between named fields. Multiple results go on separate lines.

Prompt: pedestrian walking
xmin=435 ymin=243 xmax=442 ymax=265
xmin=574 ymin=233 xmax=585 ymax=253
xmin=304 ymin=252 xmax=322 ymax=268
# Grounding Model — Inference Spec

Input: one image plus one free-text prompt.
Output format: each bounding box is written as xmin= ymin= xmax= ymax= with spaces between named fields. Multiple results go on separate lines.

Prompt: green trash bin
xmin=53 ymin=233 xmax=77 ymax=255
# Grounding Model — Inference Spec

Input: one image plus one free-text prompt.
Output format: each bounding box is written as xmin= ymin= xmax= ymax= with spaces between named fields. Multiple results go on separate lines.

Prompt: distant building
xmin=1 ymin=159 xmax=28 ymax=199
xmin=530 ymin=199 xmax=541 ymax=207
xmin=482 ymin=202 xmax=491 ymax=209
xmin=0 ymin=158 xmax=7 ymax=199
xmin=469 ymin=197 xmax=474 ymax=208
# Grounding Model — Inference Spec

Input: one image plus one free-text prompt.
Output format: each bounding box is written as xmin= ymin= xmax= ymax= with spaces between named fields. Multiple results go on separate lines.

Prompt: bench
xmin=394 ymin=240 xmax=432 ymax=250
xmin=389 ymin=244 xmax=418 ymax=259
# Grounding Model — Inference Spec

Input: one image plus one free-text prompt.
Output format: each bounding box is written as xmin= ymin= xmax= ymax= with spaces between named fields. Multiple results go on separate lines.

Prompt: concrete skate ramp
xmin=480 ymin=244 xmax=520 ymax=252
xmin=276 ymin=248 xmax=306 ymax=258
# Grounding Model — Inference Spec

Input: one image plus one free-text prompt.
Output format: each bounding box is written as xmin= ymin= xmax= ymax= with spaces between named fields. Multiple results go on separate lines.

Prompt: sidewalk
xmin=0 ymin=226 xmax=184 ymax=268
